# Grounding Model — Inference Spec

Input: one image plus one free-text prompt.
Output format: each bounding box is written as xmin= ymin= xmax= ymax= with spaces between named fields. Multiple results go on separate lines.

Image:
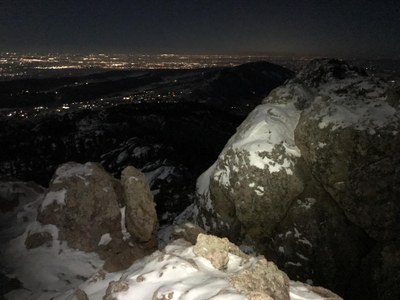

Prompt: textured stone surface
xmin=267 ymin=174 xmax=371 ymax=294
xmin=295 ymin=115 xmax=400 ymax=242
xmin=172 ymin=222 xmax=206 ymax=245
xmin=229 ymin=256 xmax=290 ymax=300
xmin=193 ymin=233 xmax=245 ymax=270
xmin=192 ymin=59 xmax=400 ymax=299
xmin=193 ymin=234 xmax=290 ymax=300
xmin=121 ymin=166 xmax=158 ymax=247
xmin=37 ymin=162 xmax=122 ymax=252
xmin=103 ymin=280 xmax=130 ymax=300
xmin=35 ymin=162 xmax=157 ymax=272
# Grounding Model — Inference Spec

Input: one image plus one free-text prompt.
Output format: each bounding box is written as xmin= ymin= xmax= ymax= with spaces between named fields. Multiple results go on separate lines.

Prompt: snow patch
xmin=196 ymin=163 xmax=217 ymax=212
xmin=120 ymin=207 xmax=131 ymax=241
xmin=98 ymin=233 xmax=112 ymax=246
xmin=255 ymin=186 xmax=265 ymax=196
xmin=311 ymin=77 xmax=399 ymax=132
xmin=226 ymin=102 xmax=301 ymax=174
xmin=53 ymin=162 xmax=93 ymax=184
xmin=40 ymin=189 xmax=67 ymax=211
xmin=290 ymin=281 xmax=326 ymax=300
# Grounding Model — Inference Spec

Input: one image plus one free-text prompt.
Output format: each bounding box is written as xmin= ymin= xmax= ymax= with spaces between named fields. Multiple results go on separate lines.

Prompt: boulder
xmin=294 ymin=59 xmax=400 ymax=242
xmin=37 ymin=162 xmax=122 ymax=252
xmin=191 ymin=59 xmax=400 ymax=299
xmin=195 ymin=88 xmax=305 ymax=241
xmin=267 ymin=175 xmax=371 ymax=293
xmin=34 ymin=162 xmax=159 ymax=272
xmin=121 ymin=166 xmax=158 ymax=248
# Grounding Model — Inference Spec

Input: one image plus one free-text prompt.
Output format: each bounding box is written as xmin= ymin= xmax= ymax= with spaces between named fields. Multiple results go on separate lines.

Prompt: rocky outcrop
xmin=294 ymin=60 xmax=400 ymax=242
xmin=77 ymin=234 xmax=341 ymax=300
xmin=1 ymin=178 xmax=341 ymax=299
xmin=32 ymin=162 xmax=159 ymax=271
xmin=191 ymin=59 xmax=400 ymax=299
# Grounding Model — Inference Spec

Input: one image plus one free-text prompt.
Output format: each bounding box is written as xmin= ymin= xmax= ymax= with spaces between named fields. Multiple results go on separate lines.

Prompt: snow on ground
xmin=1 ymin=181 xmax=333 ymax=300
xmin=58 ymin=239 xmax=327 ymax=300
xmin=0 ymin=182 xmax=103 ymax=300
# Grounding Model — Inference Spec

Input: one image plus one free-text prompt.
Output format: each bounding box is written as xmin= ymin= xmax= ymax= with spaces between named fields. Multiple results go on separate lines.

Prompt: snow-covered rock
xmin=37 ymin=162 xmax=123 ymax=253
xmin=33 ymin=162 xmax=160 ymax=272
xmin=61 ymin=235 xmax=341 ymax=300
xmin=294 ymin=59 xmax=400 ymax=242
xmin=1 ymin=179 xmax=342 ymax=300
xmin=189 ymin=59 xmax=400 ymax=299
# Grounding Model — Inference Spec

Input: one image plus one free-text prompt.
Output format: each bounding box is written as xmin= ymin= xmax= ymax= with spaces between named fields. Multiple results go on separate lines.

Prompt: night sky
xmin=1 ymin=0 xmax=399 ymax=58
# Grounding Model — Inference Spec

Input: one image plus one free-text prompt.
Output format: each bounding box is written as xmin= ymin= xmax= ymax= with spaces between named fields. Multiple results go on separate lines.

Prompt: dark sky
xmin=1 ymin=0 xmax=399 ymax=58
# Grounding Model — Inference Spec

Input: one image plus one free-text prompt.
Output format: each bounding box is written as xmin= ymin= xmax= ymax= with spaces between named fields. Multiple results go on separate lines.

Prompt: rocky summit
xmin=190 ymin=59 xmax=400 ymax=300
xmin=0 ymin=163 xmax=340 ymax=299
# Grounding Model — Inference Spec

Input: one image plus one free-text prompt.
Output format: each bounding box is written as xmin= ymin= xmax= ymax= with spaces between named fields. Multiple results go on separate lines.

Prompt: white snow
xmin=1 ymin=185 xmax=103 ymax=300
xmin=290 ymin=281 xmax=326 ymax=300
xmin=1 ymin=181 xmax=337 ymax=300
xmin=195 ymin=99 xmax=302 ymax=213
xmin=57 ymin=239 xmax=329 ymax=300
xmin=310 ymin=77 xmax=399 ymax=132
xmin=98 ymin=233 xmax=112 ymax=246
xmin=196 ymin=163 xmax=217 ymax=212
xmin=120 ymin=207 xmax=131 ymax=241
xmin=40 ymin=189 xmax=67 ymax=211
xmin=255 ymin=186 xmax=265 ymax=196
xmin=53 ymin=162 xmax=94 ymax=184
xmin=225 ymin=101 xmax=301 ymax=174
xmin=298 ymin=238 xmax=313 ymax=248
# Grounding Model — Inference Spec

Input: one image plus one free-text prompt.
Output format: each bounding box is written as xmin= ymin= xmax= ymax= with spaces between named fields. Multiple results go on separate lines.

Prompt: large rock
xmin=267 ymin=175 xmax=371 ymax=293
xmin=190 ymin=59 xmax=400 ymax=299
xmin=34 ymin=162 xmax=159 ymax=271
xmin=37 ymin=162 xmax=122 ymax=252
xmin=195 ymin=89 xmax=305 ymax=241
xmin=294 ymin=60 xmax=400 ymax=241
xmin=121 ymin=166 xmax=158 ymax=247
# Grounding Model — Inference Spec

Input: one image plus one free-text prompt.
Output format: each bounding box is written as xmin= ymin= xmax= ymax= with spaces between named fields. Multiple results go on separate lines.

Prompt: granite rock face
xmin=191 ymin=59 xmax=400 ymax=299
